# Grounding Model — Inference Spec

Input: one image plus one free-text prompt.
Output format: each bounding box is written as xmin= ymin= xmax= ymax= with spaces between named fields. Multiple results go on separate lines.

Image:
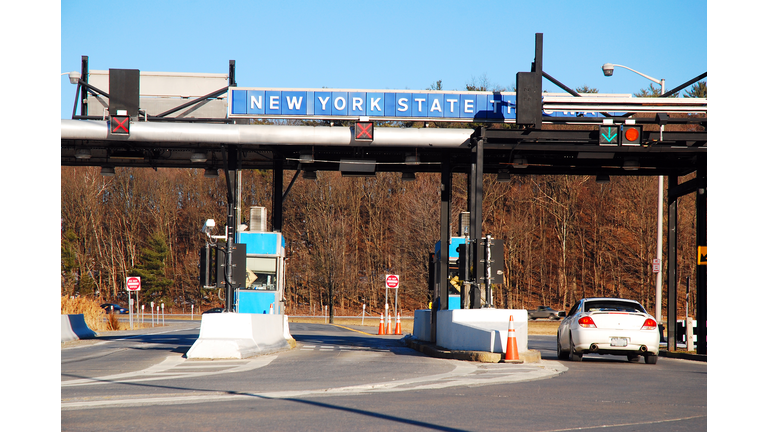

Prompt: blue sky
xmin=60 ymin=0 xmax=707 ymax=119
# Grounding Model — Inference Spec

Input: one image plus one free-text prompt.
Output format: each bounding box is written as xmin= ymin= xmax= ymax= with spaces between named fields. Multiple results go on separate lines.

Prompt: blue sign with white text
xmin=228 ymin=88 xmax=608 ymax=122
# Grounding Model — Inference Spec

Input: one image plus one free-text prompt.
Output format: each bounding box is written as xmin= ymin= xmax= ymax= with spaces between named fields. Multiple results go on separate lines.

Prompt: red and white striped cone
xmin=378 ymin=313 xmax=385 ymax=335
xmin=503 ymin=315 xmax=522 ymax=363
xmin=386 ymin=313 xmax=392 ymax=335
xmin=394 ymin=312 xmax=402 ymax=335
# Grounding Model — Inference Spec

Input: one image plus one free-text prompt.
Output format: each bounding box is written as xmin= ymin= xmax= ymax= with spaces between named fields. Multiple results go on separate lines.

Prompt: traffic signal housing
xmin=110 ymin=115 xmax=130 ymax=136
xmin=598 ymin=125 xmax=619 ymax=146
xmin=622 ymin=125 xmax=642 ymax=146
xmin=355 ymin=122 xmax=374 ymax=141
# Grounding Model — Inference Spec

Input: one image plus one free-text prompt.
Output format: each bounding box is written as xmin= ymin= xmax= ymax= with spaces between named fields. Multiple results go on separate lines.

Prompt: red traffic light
xmin=355 ymin=122 xmax=373 ymax=141
xmin=622 ymin=125 xmax=642 ymax=145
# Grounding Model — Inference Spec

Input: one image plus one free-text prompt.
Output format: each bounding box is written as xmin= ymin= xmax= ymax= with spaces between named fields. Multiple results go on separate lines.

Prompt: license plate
xmin=610 ymin=337 xmax=628 ymax=347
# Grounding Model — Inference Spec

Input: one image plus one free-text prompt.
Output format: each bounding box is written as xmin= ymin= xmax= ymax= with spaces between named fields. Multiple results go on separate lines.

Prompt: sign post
xmin=126 ymin=277 xmax=141 ymax=330
xmin=385 ymin=274 xmax=400 ymax=324
xmin=652 ymin=258 xmax=661 ymax=273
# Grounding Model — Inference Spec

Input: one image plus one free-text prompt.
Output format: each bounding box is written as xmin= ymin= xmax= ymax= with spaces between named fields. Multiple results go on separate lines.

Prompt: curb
xmin=403 ymin=337 xmax=541 ymax=363
xmin=659 ymin=350 xmax=707 ymax=362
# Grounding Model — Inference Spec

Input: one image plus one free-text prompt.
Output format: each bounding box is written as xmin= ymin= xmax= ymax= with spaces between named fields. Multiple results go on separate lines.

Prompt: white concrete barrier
xmin=61 ymin=314 xmax=97 ymax=343
xmin=413 ymin=309 xmax=432 ymax=341
xmin=436 ymin=309 xmax=528 ymax=354
xmin=186 ymin=313 xmax=290 ymax=359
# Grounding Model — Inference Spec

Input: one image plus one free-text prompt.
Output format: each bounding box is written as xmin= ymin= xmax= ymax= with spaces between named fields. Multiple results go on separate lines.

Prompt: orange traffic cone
xmin=503 ymin=315 xmax=522 ymax=363
xmin=378 ymin=313 xmax=385 ymax=335
xmin=386 ymin=314 xmax=392 ymax=335
xmin=394 ymin=313 xmax=402 ymax=335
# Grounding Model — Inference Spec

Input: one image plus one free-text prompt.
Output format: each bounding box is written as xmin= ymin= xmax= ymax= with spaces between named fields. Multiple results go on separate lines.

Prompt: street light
xmin=603 ymin=62 xmax=665 ymax=325
xmin=601 ymin=63 xmax=665 ymax=94
xmin=61 ymin=71 xmax=81 ymax=85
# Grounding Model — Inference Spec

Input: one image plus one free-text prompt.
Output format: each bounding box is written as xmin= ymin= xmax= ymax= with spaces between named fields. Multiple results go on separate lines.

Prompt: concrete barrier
xmin=435 ymin=309 xmax=528 ymax=354
xmin=413 ymin=309 xmax=432 ymax=341
xmin=61 ymin=314 xmax=97 ymax=343
xmin=186 ymin=313 xmax=291 ymax=359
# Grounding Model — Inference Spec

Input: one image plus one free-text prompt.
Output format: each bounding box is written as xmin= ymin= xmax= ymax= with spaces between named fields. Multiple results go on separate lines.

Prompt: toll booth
xmin=433 ymin=237 xmax=466 ymax=310
xmin=235 ymin=231 xmax=286 ymax=315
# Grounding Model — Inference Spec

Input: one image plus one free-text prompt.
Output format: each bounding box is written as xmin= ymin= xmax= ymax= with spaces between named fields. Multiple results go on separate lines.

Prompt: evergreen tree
xmin=130 ymin=232 xmax=173 ymax=301
xmin=633 ymin=83 xmax=679 ymax=98
xmin=684 ymin=80 xmax=706 ymax=98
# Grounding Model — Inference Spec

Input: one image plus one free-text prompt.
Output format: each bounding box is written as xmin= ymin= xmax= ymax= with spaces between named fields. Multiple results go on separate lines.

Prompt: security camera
xmin=602 ymin=63 xmax=614 ymax=77
xmin=202 ymin=219 xmax=215 ymax=234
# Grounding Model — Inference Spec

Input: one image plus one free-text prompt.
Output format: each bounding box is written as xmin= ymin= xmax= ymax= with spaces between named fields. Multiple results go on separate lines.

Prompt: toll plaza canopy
xmin=60 ymin=35 xmax=707 ymax=353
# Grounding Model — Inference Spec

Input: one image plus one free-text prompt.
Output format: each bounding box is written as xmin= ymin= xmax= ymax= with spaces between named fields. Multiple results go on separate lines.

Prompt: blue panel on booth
xmin=237 ymin=290 xmax=277 ymax=314
xmin=448 ymin=295 xmax=460 ymax=310
xmin=239 ymin=232 xmax=283 ymax=255
xmin=434 ymin=237 xmax=467 ymax=260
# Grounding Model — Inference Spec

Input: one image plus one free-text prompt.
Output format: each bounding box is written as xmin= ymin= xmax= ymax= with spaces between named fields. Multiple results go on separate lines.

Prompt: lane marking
xmin=330 ymin=323 xmax=376 ymax=335
xmin=62 ymin=359 xmax=568 ymax=410
xmin=62 ymin=354 xmax=276 ymax=387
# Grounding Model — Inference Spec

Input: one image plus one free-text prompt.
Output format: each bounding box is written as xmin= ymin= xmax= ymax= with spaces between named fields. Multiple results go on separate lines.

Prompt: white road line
xmin=61 ymin=360 xmax=568 ymax=410
xmin=61 ymin=354 xmax=276 ymax=387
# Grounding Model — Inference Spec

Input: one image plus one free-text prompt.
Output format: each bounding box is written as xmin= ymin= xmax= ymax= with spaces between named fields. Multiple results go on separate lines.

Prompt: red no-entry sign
xmin=385 ymin=274 xmax=399 ymax=289
xmin=126 ymin=276 xmax=141 ymax=291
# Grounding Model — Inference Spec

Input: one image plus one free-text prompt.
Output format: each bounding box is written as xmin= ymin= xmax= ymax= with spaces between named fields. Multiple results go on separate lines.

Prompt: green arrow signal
xmin=601 ymin=127 xmax=617 ymax=143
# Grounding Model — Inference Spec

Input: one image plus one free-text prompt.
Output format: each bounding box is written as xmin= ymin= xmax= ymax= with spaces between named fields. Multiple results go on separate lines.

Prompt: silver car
xmin=556 ymin=298 xmax=660 ymax=364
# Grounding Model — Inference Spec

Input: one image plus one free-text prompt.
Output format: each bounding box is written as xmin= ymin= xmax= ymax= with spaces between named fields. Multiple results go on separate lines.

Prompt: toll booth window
xmin=246 ymin=257 xmax=277 ymax=291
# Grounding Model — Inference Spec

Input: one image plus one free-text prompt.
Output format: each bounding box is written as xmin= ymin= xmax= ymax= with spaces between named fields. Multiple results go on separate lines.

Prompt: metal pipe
xmin=61 ymin=120 xmax=473 ymax=148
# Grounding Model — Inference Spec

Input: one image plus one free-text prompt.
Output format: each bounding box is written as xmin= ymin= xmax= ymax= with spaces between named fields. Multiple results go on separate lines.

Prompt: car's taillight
xmin=578 ymin=316 xmax=596 ymax=328
xmin=641 ymin=318 xmax=657 ymax=330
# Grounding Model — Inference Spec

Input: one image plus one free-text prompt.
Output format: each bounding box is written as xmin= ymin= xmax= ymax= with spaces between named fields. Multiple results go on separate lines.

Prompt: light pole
xmin=601 ymin=63 xmax=665 ymax=95
xmin=602 ymin=63 xmax=665 ymax=324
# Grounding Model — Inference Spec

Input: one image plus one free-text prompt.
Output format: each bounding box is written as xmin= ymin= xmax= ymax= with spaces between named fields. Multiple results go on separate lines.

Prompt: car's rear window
xmin=584 ymin=300 xmax=645 ymax=313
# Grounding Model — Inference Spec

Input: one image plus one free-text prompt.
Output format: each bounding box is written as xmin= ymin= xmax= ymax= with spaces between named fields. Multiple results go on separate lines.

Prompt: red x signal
xmin=111 ymin=116 xmax=130 ymax=134
xmin=355 ymin=122 xmax=373 ymax=141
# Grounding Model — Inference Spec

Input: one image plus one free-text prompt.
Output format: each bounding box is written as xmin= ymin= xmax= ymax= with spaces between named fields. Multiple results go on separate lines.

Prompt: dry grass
xmin=61 ymin=296 xmax=140 ymax=332
xmin=527 ymin=320 xmax=561 ymax=335
xmin=288 ymin=316 xmax=415 ymax=334
xmin=288 ymin=316 xmax=562 ymax=336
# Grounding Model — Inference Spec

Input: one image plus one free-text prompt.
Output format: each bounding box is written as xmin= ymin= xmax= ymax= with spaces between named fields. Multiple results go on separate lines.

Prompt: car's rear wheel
xmin=644 ymin=354 xmax=658 ymax=364
xmin=556 ymin=331 xmax=569 ymax=360
xmin=569 ymin=334 xmax=582 ymax=362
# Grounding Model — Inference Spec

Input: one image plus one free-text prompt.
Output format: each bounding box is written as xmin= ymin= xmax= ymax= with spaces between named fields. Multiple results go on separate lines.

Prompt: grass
xmin=61 ymin=296 xmax=155 ymax=332
xmin=288 ymin=316 xmax=562 ymax=336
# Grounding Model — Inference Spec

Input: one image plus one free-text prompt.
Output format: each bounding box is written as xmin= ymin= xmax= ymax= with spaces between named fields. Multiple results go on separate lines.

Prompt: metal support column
xmin=273 ymin=157 xmax=284 ymax=232
xmin=224 ymin=145 xmax=240 ymax=312
xmin=696 ymin=155 xmax=707 ymax=355
xmin=666 ymin=175 xmax=679 ymax=350
xmin=79 ymin=56 xmax=89 ymax=117
xmin=432 ymin=155 xmax=452 ymax=342
xmin=470 ymin=131 xmax=484 ymax=308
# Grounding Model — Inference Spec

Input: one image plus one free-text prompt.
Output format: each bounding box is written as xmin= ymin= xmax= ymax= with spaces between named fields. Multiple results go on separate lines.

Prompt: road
xmin=61 ymin=321 xmax=706 ymax=431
